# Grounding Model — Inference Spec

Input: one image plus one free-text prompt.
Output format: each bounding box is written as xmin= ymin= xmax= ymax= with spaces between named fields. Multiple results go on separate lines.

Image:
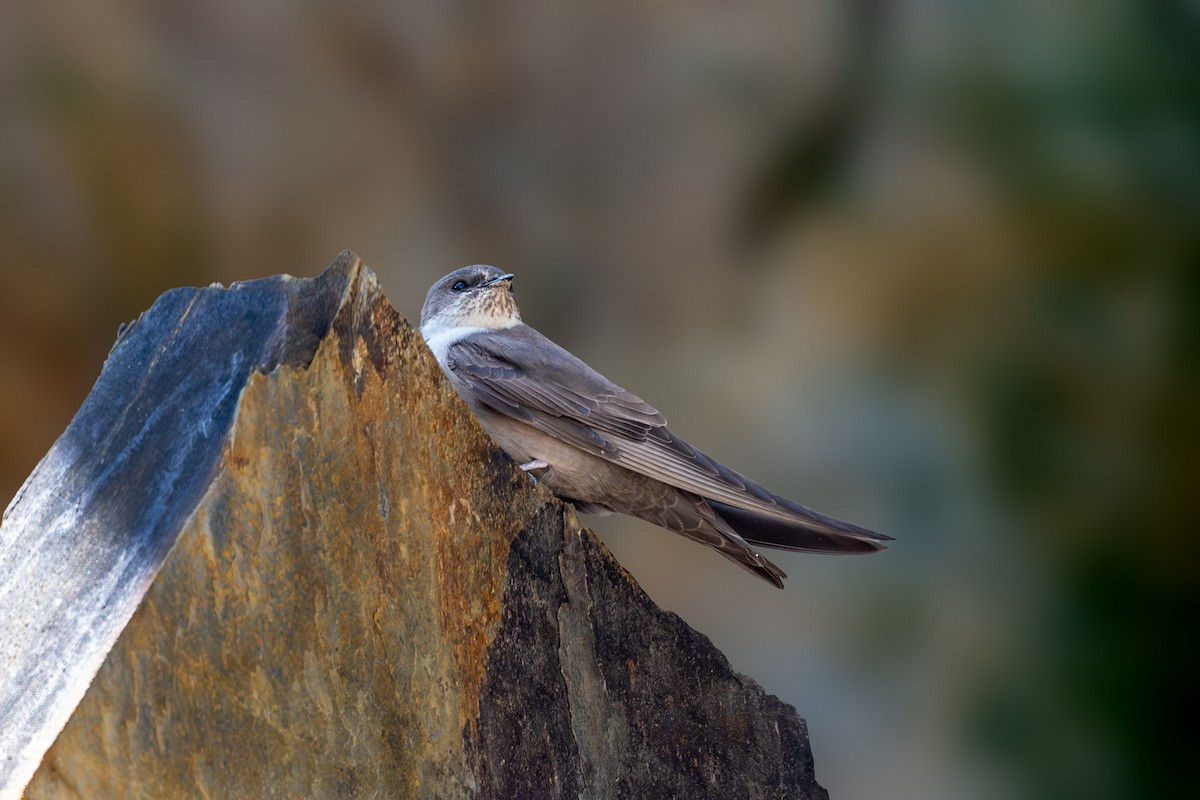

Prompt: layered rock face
xmin=2 ymin=252 xmax=826 ymax=800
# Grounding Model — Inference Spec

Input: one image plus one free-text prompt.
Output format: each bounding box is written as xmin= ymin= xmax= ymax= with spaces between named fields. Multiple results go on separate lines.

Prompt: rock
xmin=1 ymin=252 xmax=827 ymax=800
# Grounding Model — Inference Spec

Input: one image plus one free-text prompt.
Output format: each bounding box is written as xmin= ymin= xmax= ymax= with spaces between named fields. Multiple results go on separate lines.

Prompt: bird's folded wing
xmin=446 ymin=332 xmax=889 ymax=547
xmin=446 ymin=330 xmax=662 ymax=458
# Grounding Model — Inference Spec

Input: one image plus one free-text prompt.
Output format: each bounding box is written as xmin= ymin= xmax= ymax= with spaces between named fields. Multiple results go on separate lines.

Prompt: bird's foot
xmin=518 ymin=459 xmax=550 ymax=485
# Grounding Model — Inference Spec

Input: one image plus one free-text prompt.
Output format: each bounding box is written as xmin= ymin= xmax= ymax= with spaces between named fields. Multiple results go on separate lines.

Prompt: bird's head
xmin=420 ymin=265 xmax=520 ymax=335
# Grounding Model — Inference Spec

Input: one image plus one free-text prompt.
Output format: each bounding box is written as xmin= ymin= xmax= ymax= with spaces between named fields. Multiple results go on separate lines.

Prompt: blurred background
xmin=1 ymin=1 xmax=1196 ymax=797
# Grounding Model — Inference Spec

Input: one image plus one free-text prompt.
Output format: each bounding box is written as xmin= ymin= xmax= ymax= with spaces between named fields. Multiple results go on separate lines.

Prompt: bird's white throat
xmin=421 ymin=319 xmax=519 ymax=365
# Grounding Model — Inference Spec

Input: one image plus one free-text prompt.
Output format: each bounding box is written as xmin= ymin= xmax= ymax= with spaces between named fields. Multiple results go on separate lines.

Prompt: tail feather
xmin=707 ymin=499 xmax=890 ymax=554
xmin=602 ymin=486 xmax=788 ymax=588
xmin=657 ymin=496 xmax=789 ymax=589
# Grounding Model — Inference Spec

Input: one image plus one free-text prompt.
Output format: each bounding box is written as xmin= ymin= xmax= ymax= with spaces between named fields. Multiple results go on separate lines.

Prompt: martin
xmin=420 ymin=266 xmax=890 ymax=588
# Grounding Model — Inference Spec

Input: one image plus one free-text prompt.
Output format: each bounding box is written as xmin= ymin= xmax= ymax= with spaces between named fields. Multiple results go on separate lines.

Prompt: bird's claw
xmin=518 ymin=459 xmax=550 ymax=485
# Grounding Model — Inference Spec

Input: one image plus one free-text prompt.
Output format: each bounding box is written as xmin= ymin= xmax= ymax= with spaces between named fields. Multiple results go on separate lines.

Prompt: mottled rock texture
xmin=3 ymin=252 xmax=827 ymax=800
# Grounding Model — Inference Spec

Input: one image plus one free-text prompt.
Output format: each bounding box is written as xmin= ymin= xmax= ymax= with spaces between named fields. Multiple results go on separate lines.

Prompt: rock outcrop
xmin=1 ymin=252 xmax=827 ymax=799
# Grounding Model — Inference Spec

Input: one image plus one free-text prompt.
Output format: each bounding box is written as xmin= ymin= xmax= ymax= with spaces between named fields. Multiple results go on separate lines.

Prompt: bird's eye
xmin=452 ymin=280 xmax=468 ymax=292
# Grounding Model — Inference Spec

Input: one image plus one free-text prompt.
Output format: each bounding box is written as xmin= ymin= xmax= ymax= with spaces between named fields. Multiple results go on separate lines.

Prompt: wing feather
xmin=445 ymin=328 xmax=888 ymax=547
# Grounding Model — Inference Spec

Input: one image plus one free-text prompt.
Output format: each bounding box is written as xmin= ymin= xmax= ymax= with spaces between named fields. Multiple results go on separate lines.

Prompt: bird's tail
xmin=707 ymin=499 xmax=890 ymax=555
xmin=608 ymin=485 xmax=789 ymax=588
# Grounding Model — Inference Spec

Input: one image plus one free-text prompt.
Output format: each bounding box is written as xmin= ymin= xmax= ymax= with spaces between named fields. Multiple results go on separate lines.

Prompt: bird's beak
xmin=482 ymin=273 xmax=515 ymax=288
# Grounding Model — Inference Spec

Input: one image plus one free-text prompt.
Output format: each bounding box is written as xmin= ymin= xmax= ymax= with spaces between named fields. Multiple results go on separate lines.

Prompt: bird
xmin=420 ymin=265 xmax=890 ymax=588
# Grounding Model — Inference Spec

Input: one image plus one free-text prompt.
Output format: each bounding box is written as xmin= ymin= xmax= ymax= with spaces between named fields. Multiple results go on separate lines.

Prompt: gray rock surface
xmin=2 ymin=252 xmax=827 ymax=799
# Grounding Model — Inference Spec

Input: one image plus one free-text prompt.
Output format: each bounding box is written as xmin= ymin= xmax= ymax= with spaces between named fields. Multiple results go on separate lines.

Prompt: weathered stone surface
xmin=471 ymin=512 xmax=827 ymax=800
xmin=3 ymin=252 xmax=826 ymax=799
xmin=1 ymin=254 xmax=372 ymax=795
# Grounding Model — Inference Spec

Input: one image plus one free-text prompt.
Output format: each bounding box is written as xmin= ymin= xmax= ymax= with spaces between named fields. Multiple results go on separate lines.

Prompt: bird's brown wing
xmin=446 ymin=328 xmax=889 ymax=553
xmin=445 ymin=327 xmax=662 ymax=458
